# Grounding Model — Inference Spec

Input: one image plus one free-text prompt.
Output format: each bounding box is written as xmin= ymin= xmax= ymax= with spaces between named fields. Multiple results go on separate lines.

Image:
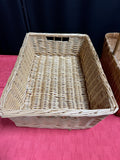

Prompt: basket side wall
xmin=80 ymin=36 xmax=117 ymax=110
xmin=0 ymin=34 xmax=35 ymax=111
xmin=29 ymin=34 xmax=85 ymax=56
xmin=10 ymin=115 xmax=106 ymax=129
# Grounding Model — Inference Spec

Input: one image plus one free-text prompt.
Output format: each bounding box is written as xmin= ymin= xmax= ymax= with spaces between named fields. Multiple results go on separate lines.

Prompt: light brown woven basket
xmin=0 ymin=33 xmax=118 ymax=129
xmin=101 ymin=33 xmax=120 ymax=116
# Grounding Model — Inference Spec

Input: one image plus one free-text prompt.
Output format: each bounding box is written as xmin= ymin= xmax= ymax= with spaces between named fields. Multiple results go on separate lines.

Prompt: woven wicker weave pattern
xmin=23 ymin=54 xmax=89 ymax=110
xmin=80 ymin=38 xmax=116 ymax=110
xmin=1 ymin=37 xmax=34 ymax=111
xmin=10 ymin=115 xmax=106 ymax=129
xmin=0 ymin=33 xmax=118 ymax=129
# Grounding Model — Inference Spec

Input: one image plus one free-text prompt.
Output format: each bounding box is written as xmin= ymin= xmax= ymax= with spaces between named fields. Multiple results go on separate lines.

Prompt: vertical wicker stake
xmin=113 ymin=33 xmax=120 ymax=60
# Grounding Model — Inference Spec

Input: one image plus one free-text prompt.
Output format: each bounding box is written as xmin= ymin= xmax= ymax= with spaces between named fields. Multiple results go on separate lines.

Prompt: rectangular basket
xmin=0 ymin=33 xmax=118 ymax=129
xmin=101 ymin=33 xmax=120 ymax=116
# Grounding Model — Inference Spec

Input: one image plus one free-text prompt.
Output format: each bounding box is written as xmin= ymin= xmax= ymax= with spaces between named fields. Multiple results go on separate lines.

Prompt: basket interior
xmin=24 ymin=53 xmax=89 ymax=110
xmin=106 ymin=33 xmax=120 ymax=61
xmin=106 ymin=33 xmax=119 ymax=52
xmin=0 ymin=33 xmax=116 ymax=116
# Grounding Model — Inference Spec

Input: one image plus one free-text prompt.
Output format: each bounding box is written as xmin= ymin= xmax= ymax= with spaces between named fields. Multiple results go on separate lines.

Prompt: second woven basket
xmin=101 ymin=33 xmax=120 ymax=116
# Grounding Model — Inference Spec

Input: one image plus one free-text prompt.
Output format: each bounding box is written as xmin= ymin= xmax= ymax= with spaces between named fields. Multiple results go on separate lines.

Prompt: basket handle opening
xmin=46 ymin=36 xmax=69 ymax=42
xmin=47 ymin=37 xmax=54 ymax=40
xmin=62 ymin=37 xmax=69 ymax=41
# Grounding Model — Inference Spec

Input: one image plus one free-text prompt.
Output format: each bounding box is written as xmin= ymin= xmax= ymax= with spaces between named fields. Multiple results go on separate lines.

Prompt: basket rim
xmin=0 ymin=106 xmax=118 ymax=118
xmin=27 ymin=32 xmax=90 ymax=38
xmin=105 ymin=32 xmax=119 ymax=39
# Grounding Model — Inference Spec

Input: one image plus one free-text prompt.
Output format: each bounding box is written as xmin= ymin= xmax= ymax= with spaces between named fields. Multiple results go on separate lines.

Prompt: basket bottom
xmin=23 ymin=54 xmax=89 ymax=110
xmin=10 ymin=115 xmax=106 ymax=129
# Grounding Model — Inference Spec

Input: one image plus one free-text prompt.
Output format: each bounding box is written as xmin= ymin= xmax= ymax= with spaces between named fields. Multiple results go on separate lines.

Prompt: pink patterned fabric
xmin=0 ymin=55 xmax=120 ymax=160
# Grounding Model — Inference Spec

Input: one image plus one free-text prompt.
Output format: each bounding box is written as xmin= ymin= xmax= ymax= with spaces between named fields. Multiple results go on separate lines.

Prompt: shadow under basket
xmin=101 ymin=33 xmax=120 ymax=117
xmin=0 ymin=33 xmax=118 ymax=129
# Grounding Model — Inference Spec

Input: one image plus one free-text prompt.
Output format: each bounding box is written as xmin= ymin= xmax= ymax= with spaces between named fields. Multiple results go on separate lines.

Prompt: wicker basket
xmin=0 ymin=33 xmax=118 ymax=129
xmin=101 ymin=33 xmax=120 ymax=116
